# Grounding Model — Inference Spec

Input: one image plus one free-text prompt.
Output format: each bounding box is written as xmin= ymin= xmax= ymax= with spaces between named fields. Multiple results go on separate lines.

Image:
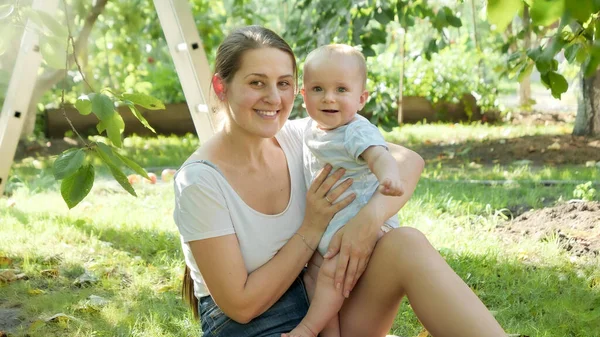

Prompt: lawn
xmin=1 ymin=122 xmax=599 ymax=337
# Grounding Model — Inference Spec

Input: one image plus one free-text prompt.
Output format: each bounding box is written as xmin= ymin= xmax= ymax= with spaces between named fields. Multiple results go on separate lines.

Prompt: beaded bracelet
xmin=294 ymin=232 xmax=317 ymax=251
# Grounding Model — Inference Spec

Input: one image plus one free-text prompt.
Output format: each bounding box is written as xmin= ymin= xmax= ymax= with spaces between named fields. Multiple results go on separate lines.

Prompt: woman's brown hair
xmin=182 ymin=25 xmax=297 ymax=320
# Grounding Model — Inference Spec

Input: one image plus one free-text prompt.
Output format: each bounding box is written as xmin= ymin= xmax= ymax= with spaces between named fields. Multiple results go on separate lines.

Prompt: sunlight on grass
xmin=383 ymin=122 xmax=574 ymax=148
xmin=2 ymin=129 xmax=599 ymax=337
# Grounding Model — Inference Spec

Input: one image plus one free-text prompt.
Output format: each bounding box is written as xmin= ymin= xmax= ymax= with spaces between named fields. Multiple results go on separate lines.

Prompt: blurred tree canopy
xmin=2 ymin=0 xmax=599 ymax=136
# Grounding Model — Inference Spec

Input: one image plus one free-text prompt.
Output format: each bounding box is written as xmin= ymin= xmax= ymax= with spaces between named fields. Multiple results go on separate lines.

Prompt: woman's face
xmin=223 ymin=47 xmax=296 ymax=139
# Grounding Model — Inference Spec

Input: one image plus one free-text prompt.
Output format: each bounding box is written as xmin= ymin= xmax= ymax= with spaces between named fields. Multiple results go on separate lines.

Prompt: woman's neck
xmin=217 ymin=124 xmax=275 ymax=168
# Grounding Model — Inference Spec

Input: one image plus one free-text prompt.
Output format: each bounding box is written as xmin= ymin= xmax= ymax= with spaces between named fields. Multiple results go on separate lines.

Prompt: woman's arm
xmin=190 ymin=166 xmax=355 ymax=323
xmin=325 ymin=143 xmax=424 ymax=297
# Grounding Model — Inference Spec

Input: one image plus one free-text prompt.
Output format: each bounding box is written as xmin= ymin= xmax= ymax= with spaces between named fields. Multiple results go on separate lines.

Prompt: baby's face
xmin=301 ymin=54 xmax=367 ymax=130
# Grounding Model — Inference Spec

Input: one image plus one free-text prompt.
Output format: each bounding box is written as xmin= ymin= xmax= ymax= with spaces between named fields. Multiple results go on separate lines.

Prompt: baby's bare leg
xmin=282 ymin=253 xmax=343 ymax=337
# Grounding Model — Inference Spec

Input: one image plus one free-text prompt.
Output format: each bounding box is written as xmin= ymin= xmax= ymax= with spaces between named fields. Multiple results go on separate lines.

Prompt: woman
xmin=173 ymin=25 xmax=505 ymax=337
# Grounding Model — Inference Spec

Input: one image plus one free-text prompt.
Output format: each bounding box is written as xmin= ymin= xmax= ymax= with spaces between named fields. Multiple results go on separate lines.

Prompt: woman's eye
xmin=250 ymin=81 xmax=264 ymax=87
xmin=278 ymin=81 xmax=290 ymax=88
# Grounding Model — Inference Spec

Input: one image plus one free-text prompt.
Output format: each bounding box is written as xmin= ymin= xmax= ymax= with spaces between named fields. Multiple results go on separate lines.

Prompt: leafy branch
xmin=2 ymin=0 xmax=166 ymax=208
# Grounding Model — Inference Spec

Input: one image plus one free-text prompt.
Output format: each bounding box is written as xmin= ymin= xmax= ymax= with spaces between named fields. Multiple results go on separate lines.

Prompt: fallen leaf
xmin=75 ymin=295 xmax=109 ymax=312
xmin=588 ymin=140 xmax=600 ymax=148
xmin=28 ymin=289 xmax=46 ymax=295
xmin=41 ymin=269 xmax=59 ymax=278
xmin=27 ymin=319 xmax=45 ymax=333
xmin=45 ymin=313 xmax=80 ymax=324
xmin=73 ymin=271 xmax=99 ymax=287
xmin=417 ymin=328 xmax=431 ymax=337
xmin=156 ymin=285 xmax=172 ymax=293
xmin=547 ymin=142 xmax=561 ymax=150
xmin=0 ymin=256 xmax=12 ymax=267
xmin=0 ymin=270 xmax=17 ymax=282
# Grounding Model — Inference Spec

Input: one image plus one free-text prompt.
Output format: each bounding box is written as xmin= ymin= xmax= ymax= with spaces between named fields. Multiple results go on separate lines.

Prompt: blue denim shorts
xmin=199 ymin=274 xmax=309 ymax=337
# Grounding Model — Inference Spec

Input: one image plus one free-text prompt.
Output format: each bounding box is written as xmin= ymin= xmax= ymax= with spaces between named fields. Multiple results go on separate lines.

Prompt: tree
xmin=488 ymin=0 xmax=600 ymax=136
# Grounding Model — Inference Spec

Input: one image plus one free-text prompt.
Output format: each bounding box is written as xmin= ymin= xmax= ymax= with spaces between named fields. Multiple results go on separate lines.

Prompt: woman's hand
xmin=303 ymin=164 xmax=355 ymax=235
xmin=323 ymin=211 xmax=380 ymax=298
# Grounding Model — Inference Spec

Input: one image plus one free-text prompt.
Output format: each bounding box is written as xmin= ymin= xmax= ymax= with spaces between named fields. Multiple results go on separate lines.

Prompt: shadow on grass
xmin=69 ymin=217 xmax=182 ymax=263
xmin=3 ymin=208 xmax=598 ymax=336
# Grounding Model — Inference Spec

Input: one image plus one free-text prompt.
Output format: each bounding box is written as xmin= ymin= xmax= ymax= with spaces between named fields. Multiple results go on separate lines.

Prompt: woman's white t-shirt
xmin=173 ymin=118 xmax=308 ymax=298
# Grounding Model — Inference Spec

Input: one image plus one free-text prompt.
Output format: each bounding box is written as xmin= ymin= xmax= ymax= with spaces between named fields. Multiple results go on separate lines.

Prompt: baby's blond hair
xmin=304 ymin=44 xmax=367 ymax=88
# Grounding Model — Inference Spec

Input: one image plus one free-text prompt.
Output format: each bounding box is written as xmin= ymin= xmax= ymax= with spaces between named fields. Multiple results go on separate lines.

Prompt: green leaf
xmin=374 ymin=8 xmax=392 ymax=25
xmin=98 ymin=113 xmax=125 ymax=148
xmin=487 ymin=0 xmax=521 ymax=31
xmin=95 ymin=141 xmax=147 ymax=182
xmin=95 ymin=142 xmax=119 ymax=166
xmin=91 ymin=94 xmax=115 ymax=121
xmin=576 ymin=46 xmax=589 ymax=64
xmin=124 ymin=102 xmax=156 ymax=133
xmin=34 ymin=9 xmax=69 ymax=39
xmin=547 ymin=71 xmax=569 ymax=99
xmin=443 ymin=7 xmax=462 ymax=28
xmin=565 ymin=0 xmax=593 ymax=22
xmin=53 ymin=148 xmax=85 ymax=180
xmin=94 ymin=147 xmax=136 ymax=197
xmin=75 ymin=95 xmax=92 ymax=115
xmin=584 ymin=54 xmax=600 ymax=77
xmin=22 ymin=8 xmax=68 ymax=39
xmin=530 ymin=0 xmax=564 ymax=26
xmin=40 ymin=34 xmax=68 ymax=69
xmin=527 ymin=46 xmax=543 ymax=61
xmin=112 ymin=150 xmax=150 ymax=180
xmin=518 ymin=62 xmax=535 ymax=82
xmin=60 ymin=164 xmax=95 ymax=209
xmin=121 ymin=92 xmax=165 ymax=110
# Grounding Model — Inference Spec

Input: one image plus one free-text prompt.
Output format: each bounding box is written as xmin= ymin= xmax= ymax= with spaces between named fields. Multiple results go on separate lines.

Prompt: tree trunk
xmin=519 ymin=4 xmax=531 ymax=107
xmin=20 ymin=0 xmax=108 ymax=139
xmin=574 ymin=69 xmax=600 ymax=136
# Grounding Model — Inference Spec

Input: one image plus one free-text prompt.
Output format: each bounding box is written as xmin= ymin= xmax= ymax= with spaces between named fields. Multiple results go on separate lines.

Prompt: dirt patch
xmin=497 ymin=201 xmax=600 ymax=258
xmin=0 ymin=307 xmax=22 ymax=333
xmin=415 ymin=134 xmax=600 ymax=166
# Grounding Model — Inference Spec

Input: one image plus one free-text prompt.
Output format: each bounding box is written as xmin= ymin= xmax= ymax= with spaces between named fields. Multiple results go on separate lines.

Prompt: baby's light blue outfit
xmin=303 ymin=115 xmax=399 ymax=256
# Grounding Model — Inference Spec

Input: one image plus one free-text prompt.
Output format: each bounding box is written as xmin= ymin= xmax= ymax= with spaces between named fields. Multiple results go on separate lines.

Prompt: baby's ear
xmin=300 ymin=88 xmax=306 ymax=97
xmin=359 ymin=90 xmax=369 ymax=107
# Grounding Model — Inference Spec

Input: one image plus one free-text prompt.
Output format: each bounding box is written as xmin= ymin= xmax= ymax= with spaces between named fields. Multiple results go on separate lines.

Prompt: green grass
xmin=1 ymin=124 xmax=599 ymax=337
xmin=384 ymin=122 xmax=573 ymax=149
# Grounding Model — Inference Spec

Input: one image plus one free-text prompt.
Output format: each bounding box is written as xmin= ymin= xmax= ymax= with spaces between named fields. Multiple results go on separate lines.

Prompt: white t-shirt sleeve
xmin=344 ymin=117 xmax=388 ymax=161
xmin=277 ymin=117 xmax=309 ymax=154
xmin=174 ymin=166 xmax=235 ymax=243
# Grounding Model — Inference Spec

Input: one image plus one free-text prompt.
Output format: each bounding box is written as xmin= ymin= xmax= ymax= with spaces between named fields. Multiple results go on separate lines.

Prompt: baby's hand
xmin=378 ymin=178 xmax=404 ymax=196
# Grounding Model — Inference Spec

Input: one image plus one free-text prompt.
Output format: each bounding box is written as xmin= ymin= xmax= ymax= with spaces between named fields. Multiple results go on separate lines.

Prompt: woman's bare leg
xmin=283 ymin=254 xmax=342 ymax=337
xmin=339 ymin=227 xmax=505 ymax=337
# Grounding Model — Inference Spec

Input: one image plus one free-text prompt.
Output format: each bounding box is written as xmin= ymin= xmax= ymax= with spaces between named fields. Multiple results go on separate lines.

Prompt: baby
xmin=283 ymin=44 xmax=404 ymax=337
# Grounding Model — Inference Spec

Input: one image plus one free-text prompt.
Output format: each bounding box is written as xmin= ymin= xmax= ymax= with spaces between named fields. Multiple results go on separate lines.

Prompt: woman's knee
xmin=377 ymin=227 xmax=434 ymax=266
xmin=382 ymin=226 xmax=429 ymax=249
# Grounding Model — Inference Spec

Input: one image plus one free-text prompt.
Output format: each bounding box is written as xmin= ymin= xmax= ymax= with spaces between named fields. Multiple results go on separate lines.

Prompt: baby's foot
xmin=281 ymin=322 xmax=317 ymax=337
xmin=379 ymin=178 xmax=404 ymax=196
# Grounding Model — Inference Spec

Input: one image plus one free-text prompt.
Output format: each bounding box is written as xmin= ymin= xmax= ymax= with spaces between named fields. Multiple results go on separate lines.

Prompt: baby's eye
xmin=312 ymin=86 xmax=323 ymax=92
xmin=337 ymin=87 xmax=347 ymax=93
